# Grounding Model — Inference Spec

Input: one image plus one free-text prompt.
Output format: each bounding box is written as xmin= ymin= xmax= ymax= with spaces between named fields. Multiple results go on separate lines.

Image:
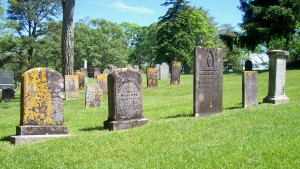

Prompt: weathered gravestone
xmin=109 ymin=65 xmax=117 ymax=72
xmin=1 ymin=88 xmax=15 ymax=102
xmin=134 ymin=65 xmax=139 ymax=71
xmin=75 ymin=71 xmax=86 ymax=90
xmin=85 ymin=84 xmax=103 ymax=108
xmin=170 ymin=61 xmax=181 ymax=85
xmin=80 ymin=68 xmax=88 ymax=78
xmin=242 ymin=71 xmax=258 ymax=108
xmin=104 ymin=68 xmax=148 ymax=131
xmin=263 ymin=50 xmax=289 ymax=104
xmin=160 ymin=62 xmax=169 ymax=80
xmin=0 ymin=70 xmax=14 ymax=89
xmin=94 ymin=68 xmax=101 ymax=78
xmin=96 ymin=74 xmax=108 ymax=94
xmin=103 ymin=68 xmax=110 ymax=74
xmin=147 ymin=68 xmax=158 ymax=88
xmin=65 ymin=75 xmax=80 ymax=100
xmin=183 ymin=63 xmax=190 ymax=74
xmin=155 ymin=64 xmax=160 ymax=79
xmin=194 ymin=48 xmax=223 ymax=117
xmin=245 ymin=60 xmax=253 ymax=71
xmin=10 ymin=68 xmax=68 ymax=144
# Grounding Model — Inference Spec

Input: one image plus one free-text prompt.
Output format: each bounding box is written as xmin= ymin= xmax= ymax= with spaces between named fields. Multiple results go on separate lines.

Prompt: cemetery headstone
xmin=263 ymin=50 xmax=289 ymax=104
xmin=127 ymin=64 xmax=133 ymax=68
xmin=242 ymin=71 xmax=258 ymax=108
xmin=80 ymin=68 xmax=88 ymax=77
xmin=194 ymin=47 xmax=223 ymax=117
xmin=109 ymin=65 xmax=117 ymax=72
xmin=170 ymin=61 xmax=181 ymax=85
xmin=134 ymin=65 xmax=139 ymax=71
xmin=104 ymin=68 xmax=148 ymax=131
xmin=10 ymin=68 xmax=68 ymax=144
xmin=1 ymin=88 xmax=15 ymax=102
xmin=183 ymin=63 xmax=190 ymax=74
xmin=96 ymin=74 xmax=108 ymax=94
xmin=84 ymin=60 xmax=87 ymax=69
xmin=245 ymin=60 xmax=253 ymax=71
xmin=85 ymin=84 xmax=103 ymax=108
xmin=160 ymin=62 xmax=169 ymax=80
xmin=147 ymin=68 xmax=158 ymax=88
xmin=155 ymin=64 xmax=160 ymax=79
xmin=75 ymin=71 xmax=86 ymax=90
xmin=0 ymin=70 xmax=14 ymax=89
xmin=65 ymin=75 xmax=80 ymax=100
xmin=93 ymin=68 xmax=101 ymax=78
xmin=103 ymin=68 xmax=111 ymax=74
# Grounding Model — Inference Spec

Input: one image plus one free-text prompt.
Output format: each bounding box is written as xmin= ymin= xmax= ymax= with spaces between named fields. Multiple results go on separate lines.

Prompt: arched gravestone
xmin=245 ymin=60 xmax=253 ymax=71
xmin=104 ymin=68 xmax=148 ymax=131
xmin=194 ymin=48 xmax=223 ymax=117
xmin=160 ymin=62 xmax=169 ymax=80
xmin=147 ymin=68 xmax=158 ymax=88
xmin=85 ymin=84 xmax=103 ymax=108
xmin=170 ymin=61 xmax=181 ymax=85
xmin=16 ymin=68 xmax=68 ymax=135
xmin=93 ymin=68 xmax=101 ymax=78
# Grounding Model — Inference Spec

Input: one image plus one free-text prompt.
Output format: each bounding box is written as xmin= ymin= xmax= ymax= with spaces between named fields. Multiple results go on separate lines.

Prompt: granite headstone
xmin=147 ymin=68 xmax=158 ymax=88
xmin=65 ymin=75 xmax=80 ymax=100
xmin=85 ymin=84 xmax=103 ymax=108
xmin=243 ymin=71 xmax=258 ymax=108
xmin=0 ymin=70 xmax=14 ymax=89
xmin=170 ymin=61 xmax=181 ymax=85
xmin=160 ymin=62 xmax=169 ymax=80
xmin=93 ymin=68 xmax=101 ymax=78
xmin=96 ymin=74 xmax=108 ymax=94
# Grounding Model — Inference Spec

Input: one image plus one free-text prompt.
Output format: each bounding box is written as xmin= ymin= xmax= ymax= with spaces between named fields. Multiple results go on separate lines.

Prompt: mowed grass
xmin=0 ymin=70 xmax=299 ymax=168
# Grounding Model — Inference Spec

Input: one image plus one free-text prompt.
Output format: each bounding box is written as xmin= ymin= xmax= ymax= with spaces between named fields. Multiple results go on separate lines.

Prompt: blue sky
xmin=75 ymin=0 xmax=243 ymax=29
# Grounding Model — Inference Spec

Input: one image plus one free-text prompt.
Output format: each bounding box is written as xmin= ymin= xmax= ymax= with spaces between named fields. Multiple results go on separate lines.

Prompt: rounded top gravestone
xmin=245 ymin=60 xmax=253 ymax=71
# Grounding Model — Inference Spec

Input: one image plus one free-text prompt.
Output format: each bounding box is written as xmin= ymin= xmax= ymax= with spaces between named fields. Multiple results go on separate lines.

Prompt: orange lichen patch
xmin=65 ymin=75 xmax=80 ymax=99
xmin=97 ymin=74 xmax=108 ymax=82
xmin=22 ymin=68 xmax=55 ymax=125
xmin=147 ymin=68 xmax=157 ymax=74
xmin=173 ymin=61 xmax=181 ymax=67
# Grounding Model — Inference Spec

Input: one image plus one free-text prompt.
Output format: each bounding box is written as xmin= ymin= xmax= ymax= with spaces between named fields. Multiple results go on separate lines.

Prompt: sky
xmin=74 ymin=0 xmax=243 ymax=30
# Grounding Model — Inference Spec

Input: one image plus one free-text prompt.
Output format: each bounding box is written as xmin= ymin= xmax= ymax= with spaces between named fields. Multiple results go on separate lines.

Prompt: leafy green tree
xmin=239 ymin=0 xmax=300 ymax=50
xmin=6 ymin=0 xmax=61 ymax=70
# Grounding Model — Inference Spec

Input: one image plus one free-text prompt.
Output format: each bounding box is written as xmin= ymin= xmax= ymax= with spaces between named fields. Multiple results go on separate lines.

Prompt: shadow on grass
xmin=79 ymin=126 xmax=105 ymax=131
xmin=160 ymin=113 xmax=193 ymax=119
xmin=0 ymin=135 xmax=11 ymax=143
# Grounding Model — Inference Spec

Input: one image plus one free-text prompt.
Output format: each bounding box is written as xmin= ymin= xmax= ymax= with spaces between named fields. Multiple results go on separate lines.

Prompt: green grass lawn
xmin=0 ymin=70 xmax=299 ymax=168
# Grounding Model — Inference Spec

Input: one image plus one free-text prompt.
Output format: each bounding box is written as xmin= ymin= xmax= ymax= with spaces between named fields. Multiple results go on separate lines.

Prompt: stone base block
xmin=263 ymin=95 xmax=289 ymax=104
xmin=17 ymin=125 xmax=68 ymax=135
xmin=104 ymin=118 xmax=149 ymax=131
xmin=10 ymin=134 xmax=69 ymax=145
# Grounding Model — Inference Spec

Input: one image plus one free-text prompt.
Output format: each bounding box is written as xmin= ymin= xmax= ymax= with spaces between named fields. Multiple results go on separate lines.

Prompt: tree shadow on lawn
xmin=159 ymin=113 xmax=194 ymax=119
xmin=79 ymin=126 xmax=105 ymax=132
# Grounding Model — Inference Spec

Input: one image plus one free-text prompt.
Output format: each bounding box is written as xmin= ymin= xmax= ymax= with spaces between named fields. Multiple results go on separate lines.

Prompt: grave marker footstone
xmin=160 ymin=62 xmax=169 ymax=80
xmin=85 ymin=84 xmax=103 ymax=108
xmin=194 ymin=48 xmax=223 ymax=117
xmin=147 ymin=68 xmax=158 ymax=88
xmin=104 ymin=68 xmax=148 ymax=131
xmin=96 ymin=74 xmax=108 ymax=93
xmin=0 ymin=70 xmax=14 ymax=89
xmin=263 ymin=50 xmax=289 ymax=104
xmin=1 ymin=88 xmax=15 ymax=102
xmin=94 ymin=68 xmax=101 ymax=78
xmin=10 ymin=68 xmax=68 ymax=144
xmin=170 ymin=61 xmax=181 ymax=85
xmin=65 ymin=75 xmax=80 ymax=100
xmin=242 ymin=71 xmax=258 ymax=108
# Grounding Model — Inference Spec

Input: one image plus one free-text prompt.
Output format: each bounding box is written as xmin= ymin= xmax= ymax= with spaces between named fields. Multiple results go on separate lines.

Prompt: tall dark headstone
xmin=1 ymin=88 xmax=15 ymax=102
xmin=85 ymin=84 xmax=103 ymax=108
xmin=242 ymin=71 xmax=258 ymax=108
xmin=194 ymin=48 xmax=223 ymax=117
xmin=147 ymin=68 xmax=158 ymax=88
xmin=245 ymin=60 xmax=253 ymax=71
xmin=263 ymin=50 xmax=289 ymax=104
xmin=170 ymin=61 xmax=181 ymax=85
xmin=183 ymin=63 xmax=190 ymax=74
xmin=10 ymin=68 xmax=68 ymax=144
xmin=0 ymin=70 xmax=14 ymax=89
xmin=104 ymin=68 xmax=148 ymax=131
xmin=93 ymin=68 xmax=101 ymax=78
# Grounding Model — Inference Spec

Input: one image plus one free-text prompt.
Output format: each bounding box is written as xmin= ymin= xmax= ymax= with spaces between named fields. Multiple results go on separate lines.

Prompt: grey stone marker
xmin=109 ymin=65 xmax=117 ymax=72
xmin=94 ymin=68 xmax=101 ymax=78
xmin=85 ymin=84 xmax=103 ymax=108
xmin=155 ymin=64 xmax=160 ymax=79
xmin=0 ymin=70 xmax=14 ymax=89
xmin=104 ymin=68 xmax=148 ymax=131
xmin=147 ymin=68 xmax=158 ymax=88
xmin=170 ymin=61 xmax=181 ymax=85
xmin=263 ymin=50 xmax=289 ymax=104
xmin=10 ymin=68 xmax=68 ymax=144
xmin=242 ymin=71 xmax=258 ymax=108
xmin=1 ymin=88 xmax=15 ymax=102
xmin=194 ymin=47 xmax=223 ymax=117
xmin=160 ymin=62 xmax=169 ymax=80
xmin=103 ymin=68 xmax=111 ymax=74
xmin=80 ymin=68 xmax=88 ymax=78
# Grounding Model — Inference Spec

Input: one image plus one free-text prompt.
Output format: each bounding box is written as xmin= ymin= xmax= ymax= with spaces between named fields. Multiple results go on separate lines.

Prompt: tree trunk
xmin=61 ymin=0 xmax=75 ymax=76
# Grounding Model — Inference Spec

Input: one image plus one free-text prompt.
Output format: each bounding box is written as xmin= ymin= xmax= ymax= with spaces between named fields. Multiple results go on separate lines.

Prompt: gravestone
xmin=127 ymin=64 xmax=133 ymax=68
xmin=84 ymin=60 xmax=87 ymax=69
xmin=65 ymin=75 xmax=80 ymax=100
xmin=0 ymin=70 xmax=14 ymax=89
xmin=242 ymin=71 xmax=258 ymax=108
xmin=109 ymin=65 xmax=117 ymax=72
xmin=75 ymin=71 xmax=86 ymax=90
xmin=103 ymin=68 xmax=110 ymax=74
xmin=245 ymin=60 xmax=253 ymax=71
xmin=10 ymin=68 xmax=68 ymax=144
xmin=160 ymin=62 xmax=169 ymax=80
xmin=155 ymin=64 xmax=160 ymax=79
xmin=96 ymin=74 xmax=108 ymax=94
xmin=134 ymin=65 xmax=139 ymax=71
xmin=263 ymin=50 xmax=289 ymax=104
xmin=194 ymin=47 xmax=223 ymax=117
xmin=104 ymin=68 xmax=148 ymax=131
xmin=85 ymin=84 xmax=103 ymax=108
xmin=93 ymin=68 xmax=101 ymax=78
xmin=1 ymin=88 xmax=15 ymax=102
xmin=147 ymin=68 xmax=158 ymax=88
xmin=170 ymin=61 xmax=181 ymax=85
xmin=183 ymin=63 xmax=190 ymax=74
xmin=80 ymin=68 xmax=88 ymax=78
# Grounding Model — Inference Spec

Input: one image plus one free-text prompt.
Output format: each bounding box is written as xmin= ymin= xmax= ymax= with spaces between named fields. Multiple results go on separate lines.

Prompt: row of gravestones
xmin=8 ymin=48 xmax=289 ymax=144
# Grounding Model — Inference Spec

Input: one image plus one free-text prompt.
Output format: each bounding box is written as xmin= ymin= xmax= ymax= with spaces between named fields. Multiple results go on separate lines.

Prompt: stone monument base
xmin=17 ymin=125 xmax=69 ymax=135
xmin=10 ymin=134 xmax=69 ymax=145
xmin=104 ymin=118 xmax=149 ymax=131
xmin=263 ymin=95 xmax=289 ymax=104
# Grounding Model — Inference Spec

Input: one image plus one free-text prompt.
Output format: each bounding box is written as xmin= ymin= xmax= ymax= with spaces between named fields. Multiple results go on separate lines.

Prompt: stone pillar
xmin=84 ymin=60 xmax=87 ymax=69
xmin=263 ymin=50 xmax=289 ymax=104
